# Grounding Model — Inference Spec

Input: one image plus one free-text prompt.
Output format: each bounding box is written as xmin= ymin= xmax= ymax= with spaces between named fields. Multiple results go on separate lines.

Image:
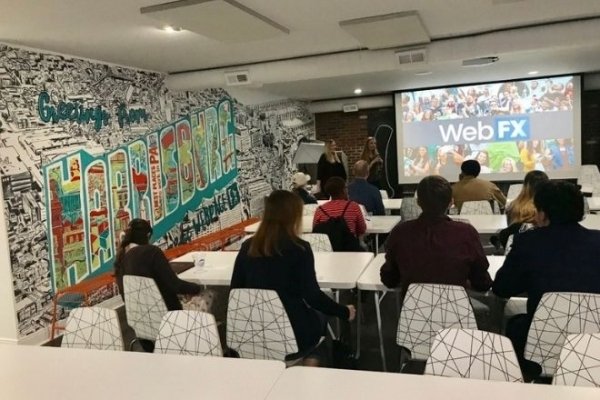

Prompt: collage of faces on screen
xmin=400 ymin=76 xmax=575 ymax=123
xmin=403 ymin=139 xmax=575 ymax=177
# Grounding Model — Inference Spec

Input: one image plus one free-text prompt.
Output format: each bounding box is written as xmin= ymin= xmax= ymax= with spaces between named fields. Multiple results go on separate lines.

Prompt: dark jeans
xmin=505 ymin=313 xmax=542 ymax=381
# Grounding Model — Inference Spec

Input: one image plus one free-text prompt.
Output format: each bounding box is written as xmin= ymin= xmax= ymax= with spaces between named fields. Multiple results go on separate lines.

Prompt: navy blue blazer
xmin=348 ymin=178 xmax=385 ymax=216
xmin=493 ymin=223 xmax=600 ymax=318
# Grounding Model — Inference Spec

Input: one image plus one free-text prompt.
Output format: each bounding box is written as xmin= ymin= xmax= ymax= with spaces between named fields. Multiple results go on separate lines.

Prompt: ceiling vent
xmin=342 ymin=104 xmax=359 ymax=113
xmin=462 ymin=56 xmax=500 ymax=67
xmin=224 ymin=70 xmax=251 ymax=86
xmin=395 ymin=48 xmax=428 ymax=65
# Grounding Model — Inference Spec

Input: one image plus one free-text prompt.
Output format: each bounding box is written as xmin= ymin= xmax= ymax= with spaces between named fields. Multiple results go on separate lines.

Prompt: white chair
xmin=507 ymin=184 xmax=523 ymax=200
xmin=578 ymin=165 xmax=600 ymax=195
xmin=426 ymin=328 xmax=523 ymax=382
xmin=554 ymin=333 xmax=600 ymax=387
xmin=155 ymin=310 xmax=222 ymax=357
xmin=61 ymin=307 xmax=123 ymax=351
xmin=123 ymin=275 xmax=168 ymax=349
xmin=380 ymin=190 xmax=389 ymax=199
xmin=227 ymin=289 xmax=298 ymax=361
xmin=397 ymin=284 xmax=478 ymax=361
xmin=525 ymin=292 xmax=600 ymax=377
xmin=303 ymin=204 xmax=318 ymax=216
xmin=399 ymin=197 xmax=421 ymax=221
xmin=301 ymin=233 xmax=333 ymax=251
xmin=459 ymin=200 xmax=494 ymax=215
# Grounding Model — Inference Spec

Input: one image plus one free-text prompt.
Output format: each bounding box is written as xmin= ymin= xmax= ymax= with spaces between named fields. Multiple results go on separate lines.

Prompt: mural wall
xmin=0 ymin=43 xmax=315 ymax=338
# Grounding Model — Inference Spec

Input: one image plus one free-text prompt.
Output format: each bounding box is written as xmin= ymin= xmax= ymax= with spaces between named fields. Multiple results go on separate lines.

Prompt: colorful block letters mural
xmin=43 ymin=99 xmax=237 ymax=291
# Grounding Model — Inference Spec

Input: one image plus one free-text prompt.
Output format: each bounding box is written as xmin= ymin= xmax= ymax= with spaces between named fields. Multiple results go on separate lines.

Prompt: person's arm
xmin=338 ymin=161 xmax=347 ymax=181
xmin=150 ymin=247 xmax=202 ymax=295
xmin=492 ymin=184 xmax=507 ymax=207
xmin=300 ymin=247 xmax=350 ymax=320
xmin=492 ymin=234 xmax=529 ymax=298
xmin=353 ymin=203 xmax=367 ymax=236
xmin=374 ymin=192 xmax=385 ymax=216
xmin=520 ymin=149 xmax=535 ymax=171
xmin=465 ymin=227 xmax=492 ymax=292
xmin=316 ymin=155 xmax=326 ymax=192
xmin=230 ymin=247 xmax=247 ymax=289
xmin=313 ymin=207 xmax=325 ymax=227
xmin=380 ymin=233 xmax=401 ymax=288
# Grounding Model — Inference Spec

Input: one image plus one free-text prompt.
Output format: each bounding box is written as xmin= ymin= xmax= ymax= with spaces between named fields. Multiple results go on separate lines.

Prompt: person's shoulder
xmin=446 ymin=219 xmax=480 ymax=235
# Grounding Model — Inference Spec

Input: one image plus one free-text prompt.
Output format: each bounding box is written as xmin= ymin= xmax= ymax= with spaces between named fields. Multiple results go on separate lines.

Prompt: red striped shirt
xmin=313 ymin=200 xmax=367 ymax=236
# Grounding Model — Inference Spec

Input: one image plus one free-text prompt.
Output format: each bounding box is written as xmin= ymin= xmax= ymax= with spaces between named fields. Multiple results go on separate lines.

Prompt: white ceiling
xmin=2 ymin=0 xmax=600 ymax=100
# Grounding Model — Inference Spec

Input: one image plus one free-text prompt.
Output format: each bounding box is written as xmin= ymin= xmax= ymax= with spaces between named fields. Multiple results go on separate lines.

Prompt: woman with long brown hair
xmin=317 ymin=139 xmax=346 ymax=197
xmin=360 ymin=137 xmax=384 ymax=188
xmin=506 ymin=170 xmax=549 ymax=226
xmin=231 ymin=190 xmax=355 ymax=366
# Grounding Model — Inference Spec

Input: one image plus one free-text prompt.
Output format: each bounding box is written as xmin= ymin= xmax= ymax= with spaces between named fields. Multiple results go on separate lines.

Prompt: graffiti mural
xmin=44 ymin=100 xmax=237 ymax=291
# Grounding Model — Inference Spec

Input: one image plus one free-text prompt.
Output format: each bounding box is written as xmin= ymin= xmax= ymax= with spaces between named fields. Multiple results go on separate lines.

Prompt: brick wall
xmin=314 ymin=111 xmax=370 ymax=177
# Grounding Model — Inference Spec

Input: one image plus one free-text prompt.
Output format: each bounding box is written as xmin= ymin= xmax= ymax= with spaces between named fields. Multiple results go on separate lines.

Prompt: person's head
xmin=476 ymin=151 xmax=489 ymax=166
xmin=422 ymin=109 xmax=433 ymax=121
xmin=248 ymin=190 xmax=303 ymax=257
xmin=361 ymin=137 xmax=378 ymax=160
xmin=416 ymin=175 xmax=452 ymax=216
xmin=534 ymin=181 xmax=584 ymax=226
xmin=353 ymin=160 xmax=369 ymax=179
xmin=325 ymin=177 xmax=348 ymax=200
xmin=461 ymin=159 xmax=481 ymax=178
xmin=114 ymin=219 xmax=153 ymax=276
xmin=500 ymin=157 xmax=517 ymax=172
xmin=291 ymin=172 xmax=310 ymax=189
xmin=324 ymin=139 xmax=339 ymax=162
xmin=523 ymin=170 xmax=549 ymax=195
xmin=418 ymin=146 xmax=428 ymax=158
xmin=366 ymin=137 xmax=377 ymax=151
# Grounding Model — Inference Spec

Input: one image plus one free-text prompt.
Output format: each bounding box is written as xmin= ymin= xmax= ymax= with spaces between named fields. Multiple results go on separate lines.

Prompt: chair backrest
xmin=399 ymin=197 xmax=421 ymax=221
xmin=380 ymin=190 xmax=389 ymax=199
xmin=554 ymin=333 xmax=600 ymax=387
xmin=62 ymin=307 xmax=123 ymax=351
xmin=525 ymin=292 xmax=600 ymax=376
xmin=507 ymin=184 xmax=523 ymax=200
xmin=397 ymin=284 xmax=478 ymax=360
xmin=460 ymin=200 xmax=494 ymax=215
xmin=426 ymin=328 xmax=523 ymax=382
xmin=155 ymin=310 xmax=222 ymax=357
xmin=123 ymin=275 xmax=169 ymax=341
xmin=301 ymin=233 xmax=333 ymax=251
xmin=578 ymin=165 xmax=600 ymax=185
xmin=303 ymin=204 xmax=318 ymax=216
xmin=227 ymin=289 xmax=298 ymax=361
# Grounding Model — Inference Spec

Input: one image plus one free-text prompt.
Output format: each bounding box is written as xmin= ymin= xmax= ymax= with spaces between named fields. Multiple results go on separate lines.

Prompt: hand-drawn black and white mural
xmin=0 ymin=43 xmax=314 ymax=339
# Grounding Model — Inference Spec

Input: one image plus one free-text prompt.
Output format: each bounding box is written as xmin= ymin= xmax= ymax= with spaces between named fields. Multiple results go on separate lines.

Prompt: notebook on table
xmin=170 ymin=261 xmax=194 ymax=274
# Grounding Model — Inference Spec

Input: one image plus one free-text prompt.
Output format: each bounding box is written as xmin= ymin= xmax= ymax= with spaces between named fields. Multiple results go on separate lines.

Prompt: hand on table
xmin=346 ymin=305 xmax=356 ymax=322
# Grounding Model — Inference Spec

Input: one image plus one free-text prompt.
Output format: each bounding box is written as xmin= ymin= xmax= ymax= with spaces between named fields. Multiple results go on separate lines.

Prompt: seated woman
xmin=291 ymin=172 xmax=317 ymax=204
xmin=231 ymin=190 xmax=355 ymax=366
xmin=499 ymin=170 xmax=549 ymax=247
xmin=114 ymin=219 xmax=208 ymax=351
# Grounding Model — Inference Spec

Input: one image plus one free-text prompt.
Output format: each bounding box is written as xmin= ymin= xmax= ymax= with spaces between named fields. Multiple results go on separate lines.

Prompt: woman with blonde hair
xmin=317 ymin=139 xmax=346 ymax=197
xmin=231 ymin=190 xmax=355 ymax=366
xmin=360 ymin=137 xmax=383 ymax=188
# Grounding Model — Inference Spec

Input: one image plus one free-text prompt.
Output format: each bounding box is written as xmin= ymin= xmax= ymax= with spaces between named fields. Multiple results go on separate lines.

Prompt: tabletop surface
xmin=450 ymin=214 xmax=508 ymax=234
xmin=176 ymin=251 xmax=374 ymax=289
xmin=244 ymin=215 xmax=401 ymax=234
xmin=357 ymin=254 xmax=506 ymax=291
xmin=0 ymin=345 xmax=284 ymax=400
xmin=265 ymin=366 xmax=599 ymax=400
xmin=317 ymin=199 xmax=403 ymax=210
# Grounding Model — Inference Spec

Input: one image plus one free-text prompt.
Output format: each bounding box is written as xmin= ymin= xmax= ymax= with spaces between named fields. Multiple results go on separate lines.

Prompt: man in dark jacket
xmin=493 ymin=181 xmax=600 ymax=379
xmin=348 ymin=160 xmax=385 ymax=216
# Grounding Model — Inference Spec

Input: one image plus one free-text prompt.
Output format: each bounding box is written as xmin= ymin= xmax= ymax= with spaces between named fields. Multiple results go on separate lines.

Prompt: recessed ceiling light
xmin=528 ymin=70 xmax=539 ymax=75
xmin=162 ymin=25 xmax=182 ymax=33
xmin=415 ymin=71 xmax=432 ymax=76
xmin=354 ymin=88 xmax=362 ymax=95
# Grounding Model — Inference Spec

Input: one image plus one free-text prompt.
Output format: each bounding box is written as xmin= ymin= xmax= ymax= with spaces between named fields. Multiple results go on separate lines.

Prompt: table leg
xmin=335 ymin=290 xmax=341 ymax=335
xmin=355 ymin=289 xmax=361 ymax=359
xmin=375 ymin=235 xmax=380 ymax=255
xmin=374 ymin=291 xmax=387 ymax=372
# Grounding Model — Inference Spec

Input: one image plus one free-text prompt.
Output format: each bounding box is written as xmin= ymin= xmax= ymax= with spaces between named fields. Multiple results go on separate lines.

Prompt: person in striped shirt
xmin=313 ymin=176 xmax=367 ymax=239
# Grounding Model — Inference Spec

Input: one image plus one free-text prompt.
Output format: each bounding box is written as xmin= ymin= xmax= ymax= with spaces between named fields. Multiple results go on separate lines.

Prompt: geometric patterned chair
xmin=554 ymin=333 xmax=600 ymax=387
xmin=122 ymin=276 xmax=168 ymax=350
xmin=399 ymin=197 xmax=421 ymax=221
xmin=303 ymin=204 xmax=318 ymax=216
xmin=459 ymin=200 xmax=494 ymax=215
xmin=61 ymin=307 xmax=123 ymax=351
xmin=226 ymin=289 xmax=298 ymax=361
xmin=397 ymin=284 xmax=478 ymax=361
xmin=301 ymin=233 xmax=333 ymax=252
xmin=426 ymin=328 xmax=523 ymax=382
xmin=155 ymin=310 xmax=223 ymax=357
xmin=578 ymin=165 xmax=600 ymax=195
xmin=525 ymin=292 xmax=600 ymax=377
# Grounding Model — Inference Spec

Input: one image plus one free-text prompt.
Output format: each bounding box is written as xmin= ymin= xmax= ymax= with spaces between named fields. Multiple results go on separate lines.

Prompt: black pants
xmin=505 ymin=314 xmax=542 ymax=381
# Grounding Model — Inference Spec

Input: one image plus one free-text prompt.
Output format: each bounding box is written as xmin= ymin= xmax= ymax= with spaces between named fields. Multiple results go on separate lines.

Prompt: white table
xmin=356 ymin=254 xmax=506 ymax=371
xmin=317 ymin=199 xmax=403 ymax=211
xmin=265 ymin=366 xmax=599 ymax=400
xmin=581 ymin=213 xmax=600 ymax=229
xmin=450 ymin=214 xmax=507 ymax=234
xmin=0 ymin=345 xmax=284 ymax=400
xmin=176 ymin=251 xmax=374 ymax=290
xmin=587 ymin=197 xmax=600 ymax=211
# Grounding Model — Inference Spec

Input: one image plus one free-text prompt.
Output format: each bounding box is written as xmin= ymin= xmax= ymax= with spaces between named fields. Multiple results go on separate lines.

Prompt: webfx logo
xmin=438 ymin=116 xmax=530 ymax=143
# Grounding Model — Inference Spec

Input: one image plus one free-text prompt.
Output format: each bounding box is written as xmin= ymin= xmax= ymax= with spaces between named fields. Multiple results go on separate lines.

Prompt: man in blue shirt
xmin=348 ymin=160 xmax=385 ymax=215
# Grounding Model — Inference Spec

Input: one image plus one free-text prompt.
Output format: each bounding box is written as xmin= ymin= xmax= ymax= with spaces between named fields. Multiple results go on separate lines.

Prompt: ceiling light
xmin=162 ymin=25 xmax=182 ymax=33
xmin=462 ymin=56 xmax=499 ymax=68
xmin=528 ymin=70 xmax=539 ymax=75
xmin=354 ymin=88 xmax=362 ymax=95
